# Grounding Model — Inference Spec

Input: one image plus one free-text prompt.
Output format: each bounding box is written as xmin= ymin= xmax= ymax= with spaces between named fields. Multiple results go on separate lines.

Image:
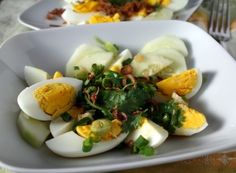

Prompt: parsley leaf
xmin=154 ymin=100 xmax=185 ymax=134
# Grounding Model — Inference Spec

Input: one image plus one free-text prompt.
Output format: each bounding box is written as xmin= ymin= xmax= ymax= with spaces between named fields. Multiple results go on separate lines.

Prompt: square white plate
xmin=18 ymin=0 xmax=203 ymax=30
xmin=0 ymin=20 xmax=236 ymax=173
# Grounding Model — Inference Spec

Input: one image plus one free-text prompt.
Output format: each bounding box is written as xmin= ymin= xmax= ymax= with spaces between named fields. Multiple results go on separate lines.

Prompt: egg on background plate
xmin=156 ymin=68 xmax=202 ymax=99
xmin=17 ymin=77 xmax=83 ymax=121
xmin=61 ymin=0 xmax=189 ymax=25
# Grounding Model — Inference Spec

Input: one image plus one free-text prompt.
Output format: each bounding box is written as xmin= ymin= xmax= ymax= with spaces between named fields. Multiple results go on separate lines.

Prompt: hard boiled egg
xmin=17 ymin=77 xmax=83 ymax=121
xmin=109 ymin=49 xmax=133 ymax=73
xmin=174 ymin=104 xmax=208 ymax=136
xmin=156 ymin=68 xmax=202 ymax=99
xmin=50 ymin=116 xmax=76 ymax=137
xmin=46 ymin=131 xmax=128 ymax=157
xmin=62 ymin=7 xmax=98 ymax=25
xmin=126 ymin=118 xmax=168 ymax=148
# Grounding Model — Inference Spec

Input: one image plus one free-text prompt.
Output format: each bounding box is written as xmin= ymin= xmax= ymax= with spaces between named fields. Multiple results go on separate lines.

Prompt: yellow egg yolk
xmin=53 ymin=71 xmax=63 ymax=79
xmin=179 ymin=104 xmax=206 ymax=129
xmin=34 ymin=83 xmax=76 ymax=118
xmin=145 ymin=0 xmax=170 ymax=6
xmin=88 ymin=13 xmax=120 ymax=24
xmin=76 ymin=119 xmax=122 ymax=141
xmin=156 ymin=68 xmax=198 ymax=97
xmin=73 ymin=0 xmax=98 ymax=13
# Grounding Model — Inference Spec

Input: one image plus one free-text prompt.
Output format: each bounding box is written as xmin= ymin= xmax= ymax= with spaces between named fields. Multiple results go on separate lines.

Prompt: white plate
xmin=0 ymin=20 xmax=236 ymax=173
xmin=18 ymin=0 xmax=203 ymax=30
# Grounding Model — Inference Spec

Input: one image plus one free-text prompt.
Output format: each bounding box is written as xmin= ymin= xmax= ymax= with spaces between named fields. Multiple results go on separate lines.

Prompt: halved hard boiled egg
xmin=109 ymin=49 xmax=133 ymax=73
xmin=174 ymin=104 xmax=208 ymax=136
xmin=126 ymin=118 xmax=168 ymax=148
xmin=17 ymin=77 xmax=83 ymax=121
xmin=46 ymin=131 xmax=128 ymax=157
xmin=156 ymin=68 xmax=202 ymax=99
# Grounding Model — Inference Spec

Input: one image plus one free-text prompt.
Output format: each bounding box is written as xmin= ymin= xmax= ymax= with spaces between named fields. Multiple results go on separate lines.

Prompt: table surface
xmin=1 ymin=0 xmax=236 ymax=173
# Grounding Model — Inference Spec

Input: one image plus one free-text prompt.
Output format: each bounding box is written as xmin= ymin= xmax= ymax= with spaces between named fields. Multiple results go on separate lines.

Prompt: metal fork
xmin=208 ymin=0 xmax=231 ymax=42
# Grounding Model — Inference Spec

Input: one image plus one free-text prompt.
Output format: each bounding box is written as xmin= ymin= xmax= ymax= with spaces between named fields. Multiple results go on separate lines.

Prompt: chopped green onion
xmin=138 ymin=146 xmax=155 ymax=156
xmin=95 ymin=37 xmax=119 ymax=56
xmin=77 ymin=117 xmax=92 ymax=126
xmin=82 ymin=137 xmax=93 ymax=152
xmin=132 ymin=135 xmax=155 ymax=156
xmin=74 ymin=66 xmax=80 ymax=70
xmin=61 ymin=112 xmax=72 ymax=122
xmin=133 ymin=135 xmax=149 ymax=148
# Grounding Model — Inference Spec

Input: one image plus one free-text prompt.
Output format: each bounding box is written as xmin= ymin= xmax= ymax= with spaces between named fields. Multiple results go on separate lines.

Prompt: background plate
xmin=0 ymin=21 xmax=236 ymax=173
xmin=18 ymin=0 xmax=203 ymax=30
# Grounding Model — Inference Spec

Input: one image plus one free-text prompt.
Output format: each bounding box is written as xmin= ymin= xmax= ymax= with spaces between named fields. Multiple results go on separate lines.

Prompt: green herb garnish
xmin=82 ymin=137 xmax=94 ymax=152
xmin=132 ymin=135 xmax=155 ymax=156
xmin=61 ymin=112 xmax=72 ymax=122
xmin=154 ymin=100 xmax=185 ymax=134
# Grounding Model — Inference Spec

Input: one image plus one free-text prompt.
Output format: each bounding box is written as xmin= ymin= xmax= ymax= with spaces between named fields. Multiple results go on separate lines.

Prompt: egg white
xmin=185 ymin=68 xmax=202 ymax=99
xmin=46 ymin=131 xmax=128 ymax=157
xmin=126 ymin=119 xmax=168 ymax=148
xmin=17 ymin=77 xmax=83 ymax=121
xmin=174 ymin=122 xmax=208 ymax=136
xmin=50 ymin=116 xmax=76 ymax=137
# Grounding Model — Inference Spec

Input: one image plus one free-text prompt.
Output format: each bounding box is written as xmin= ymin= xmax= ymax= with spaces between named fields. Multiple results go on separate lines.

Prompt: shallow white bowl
xmin=18 ymin=0 xmax=203 ymax=30
xmin=0 ymin=20 xmax=236 ymax=173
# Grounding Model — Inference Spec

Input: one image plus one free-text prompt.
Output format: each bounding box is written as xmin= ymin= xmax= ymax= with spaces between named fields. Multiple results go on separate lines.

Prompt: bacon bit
xmin=121 ymin=65 xmax=133 ymax=75
xmin=126 ymin=140 xmax=134 ymax=147
xmin=112 ymin=108 xmax=128 ymax=121
xmin=46 ymin=8 xmax=65 ymax=20
xmin=95 ymin=0 xmax=155 ymax=20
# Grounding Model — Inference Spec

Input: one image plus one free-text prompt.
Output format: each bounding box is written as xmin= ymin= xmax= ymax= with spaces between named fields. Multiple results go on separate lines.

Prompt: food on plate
xmin=47 ymin=0 xmax=189 ymax=25
xmin=17 ymin=35 xmax=207 ymax=157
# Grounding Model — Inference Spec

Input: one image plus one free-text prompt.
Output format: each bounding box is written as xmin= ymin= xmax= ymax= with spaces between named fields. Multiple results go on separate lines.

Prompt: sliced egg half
xmin=126 ymin=118 xmax=168 ymax=148
xmin=62 ymin=7 xmax=99 ymax=25
xmin=174 ymin=104 xmax=208 ymax=136
xmin=109 ymin=49 xmax=132 ymax=73
xmin=46 ymin=131 xmax=128 ymax=157
xmin=17 ymin=77 xmax=83 ymax=121
xmin=156 ymin=68 xmax=202 ymax=99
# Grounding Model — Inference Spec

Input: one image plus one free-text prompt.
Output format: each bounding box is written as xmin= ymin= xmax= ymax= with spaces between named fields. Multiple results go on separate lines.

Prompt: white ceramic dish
xmin=1 ymin=20 xmax=236 ymax=173
xmin=18 ymin=0 xmax=203 ymax=30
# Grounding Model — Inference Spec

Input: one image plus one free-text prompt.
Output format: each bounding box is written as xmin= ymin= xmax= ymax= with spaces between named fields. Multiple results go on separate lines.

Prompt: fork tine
xmin=208 ymin=0 xmax=231 ymax=42
xmin=209 ymin=0 xmax=217 ymax=34
xmin=225 ymin=0 xmax=231 ymax=41
xmin=215 ymin=0 xmax=221 ymax=34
